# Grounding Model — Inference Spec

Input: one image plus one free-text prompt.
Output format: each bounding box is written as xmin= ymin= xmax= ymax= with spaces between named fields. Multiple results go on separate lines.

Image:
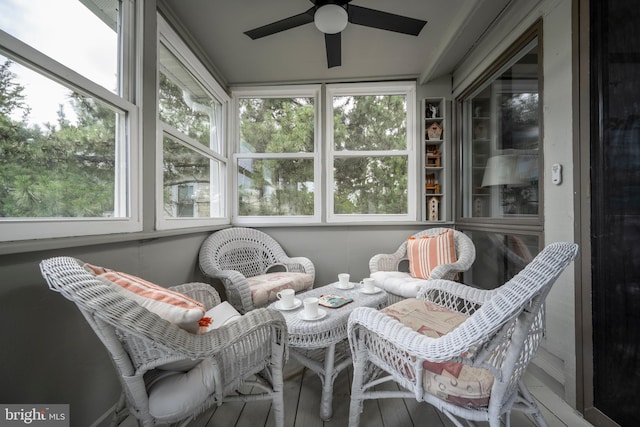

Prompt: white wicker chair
xmin=40 ymin=256 xmax=288 ymax=427
xmin=199 ymin=227 xmax=315 ymax=313
xmin=348 ymin=241 xmax=579 ymax=427
xmin=369 ymin=228 xmax=476 ymax=304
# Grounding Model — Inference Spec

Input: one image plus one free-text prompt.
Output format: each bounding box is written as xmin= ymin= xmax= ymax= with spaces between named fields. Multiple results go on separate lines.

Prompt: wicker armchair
xmin=348 ymin=241 xmax=579 ymax=427
xmin=369 ymin=228 xmax=476 ymax=304
xmin=40 ymin=256 xmax=288 ymax=427
xmin=199 ymin=227 xmax=315 ymax=313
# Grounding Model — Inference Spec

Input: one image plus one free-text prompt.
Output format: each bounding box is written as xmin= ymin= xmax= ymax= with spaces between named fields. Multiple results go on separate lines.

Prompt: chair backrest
xmin=406 ymin=228 xmax=476 ymax=277
xmin=423 ymin=241 xmax=578 ymax=411
xmin=39 ymin=256 xmax=193 ymax=420
xmin=199 ymin=227 xmax=288 ymax=278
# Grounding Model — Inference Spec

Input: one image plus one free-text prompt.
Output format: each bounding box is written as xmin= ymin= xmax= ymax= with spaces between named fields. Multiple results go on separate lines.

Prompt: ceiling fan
xmin=244 ymin=0 xmax=427 ymax=68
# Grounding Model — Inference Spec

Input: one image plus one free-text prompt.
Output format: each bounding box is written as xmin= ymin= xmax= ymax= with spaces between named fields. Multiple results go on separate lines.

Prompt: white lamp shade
xmin=314 ymin=4 xmax=348 ymax=34
xmin=482 ymin=154 xmax=529 ymax=187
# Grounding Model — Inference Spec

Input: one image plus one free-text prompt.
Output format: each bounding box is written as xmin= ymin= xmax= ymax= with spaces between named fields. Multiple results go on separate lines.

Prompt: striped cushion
xmin=95 ymin=270 xmax=206 ymax=333
xmin=407 ymin=230 xmax=456 ymax=279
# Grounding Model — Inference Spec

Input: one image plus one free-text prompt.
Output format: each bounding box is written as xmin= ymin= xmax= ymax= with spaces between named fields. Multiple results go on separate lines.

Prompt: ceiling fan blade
xmin=244 ymin=8 xmax=315 ymax=40
xmin=347 ymin=5 xmax=426 ymax=36
xmin=325 ymin=32 xmax=341 ymax=68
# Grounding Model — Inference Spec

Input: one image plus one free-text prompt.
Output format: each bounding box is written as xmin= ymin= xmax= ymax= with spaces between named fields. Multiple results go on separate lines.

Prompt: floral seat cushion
xmin=248 ymin=272 xmax=313 ymax=307
xmin=382 ymin=298 xmax=494 ymax=407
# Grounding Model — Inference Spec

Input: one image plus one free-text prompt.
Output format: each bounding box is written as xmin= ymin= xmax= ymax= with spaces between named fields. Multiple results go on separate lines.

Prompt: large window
xmin=232 ymin=81 xmax=416 ymax=224
xmin=456 ymin=22 xmax=543 ymax=287
xmin=327 ymin=82 xmax=416 ymax=222
xmin=156 ymin=16 xmax=229 ymax=229
xmin=233 ymin=86 xmax=321 ymax=224
xmin=0 ymin=0 xmax=140 ymax=241
xmin=458 ymin=32 xmax=542 ymax=224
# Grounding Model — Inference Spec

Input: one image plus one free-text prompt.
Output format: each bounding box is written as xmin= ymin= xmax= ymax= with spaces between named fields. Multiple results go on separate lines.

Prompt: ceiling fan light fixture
xmin=314 ymin=4 xmax=348 ymax=34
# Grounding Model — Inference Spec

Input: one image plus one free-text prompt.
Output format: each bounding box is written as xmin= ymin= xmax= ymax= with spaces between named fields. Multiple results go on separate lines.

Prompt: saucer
xmin=274 ymin=298 xmax=302 ymax=311
xmin=360 ymin=286 xmax=383 ymax=295
xmin=299 ymin=308 xmax=327 ymax=321
xmin=334 ymin=282 xmax=355 ymax=290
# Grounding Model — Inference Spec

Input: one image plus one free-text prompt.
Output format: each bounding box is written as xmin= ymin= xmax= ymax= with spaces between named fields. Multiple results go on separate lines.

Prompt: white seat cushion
xmin=248 ymin=272 xmax=313 ymax=306
xmin=371 ymin=271 xmax=430 ymax=299
xmin=148 ymin=358 xmax=216 ymax=420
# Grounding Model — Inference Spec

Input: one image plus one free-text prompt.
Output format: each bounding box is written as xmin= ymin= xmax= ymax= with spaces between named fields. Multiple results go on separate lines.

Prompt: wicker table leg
xmin=290 ymin=342 xmax=353 ymax=421
xmin=319 ymin=343 xmax=336 ymax=420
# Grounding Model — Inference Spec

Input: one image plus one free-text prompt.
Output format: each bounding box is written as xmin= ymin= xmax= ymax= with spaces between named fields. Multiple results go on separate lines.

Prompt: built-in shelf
xmin=422 ymin=98 xmax=448 ymax=222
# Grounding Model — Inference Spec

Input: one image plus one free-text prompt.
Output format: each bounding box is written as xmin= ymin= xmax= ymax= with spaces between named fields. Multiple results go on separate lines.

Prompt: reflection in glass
xmin=0 ymin=0 xmax=120 ymax=93
xmin=461 ymin=230 xmax=538 ymax=288
xmin=159 ymin=43 xmax=222 ymax=152
xmin=462 ymin=40 xmax=540 ymax=219
xmin=237 ymin=158 xmax=314 ymax=216
xmin=333 ymin=156 xmax=408 ymax=214
xmin=163 ymin=136 xmax=215 ymax=219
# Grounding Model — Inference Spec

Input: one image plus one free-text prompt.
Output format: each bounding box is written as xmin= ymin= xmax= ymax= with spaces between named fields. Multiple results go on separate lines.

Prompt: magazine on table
xmin=318 ymin=294 xmax=353 ymax=309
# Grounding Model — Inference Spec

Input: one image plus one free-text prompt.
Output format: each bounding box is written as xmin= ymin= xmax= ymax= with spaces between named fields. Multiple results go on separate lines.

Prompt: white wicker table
xmin=269 ymin=282 xmax=387 ymax=421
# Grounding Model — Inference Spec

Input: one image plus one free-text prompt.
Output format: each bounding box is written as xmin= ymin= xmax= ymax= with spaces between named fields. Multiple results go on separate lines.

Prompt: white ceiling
xmin=161 ymin=0 xmax=511 ymax=87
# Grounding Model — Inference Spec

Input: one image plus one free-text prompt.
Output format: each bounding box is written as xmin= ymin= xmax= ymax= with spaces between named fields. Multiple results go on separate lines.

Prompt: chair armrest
xmin=348 ymin=307 xmax=461 ymax=364
xmin=416 ymin=279 xmax=496 ymax=316
xmin=119 ymin=308 xmax=288 ymax=369
xmin=170 ymin=282 xmax=221 ymax=310
xmin=369 ymin=253 xmax=405 ymax=273
xmin=280 ymin=256 xmax=315 ymax=280
xmin=200 ymin=269 xmax=254 ymax=314
xmin=195 ymin=308 xmax=288 ymax=354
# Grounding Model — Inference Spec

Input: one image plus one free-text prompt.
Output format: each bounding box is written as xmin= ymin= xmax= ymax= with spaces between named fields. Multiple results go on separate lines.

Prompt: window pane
xmin=237 ymin=158 xmax=314 ymax=216
xmin=159 ymin=43 xmax=223 ymax=152
xmin=0 ymin=0 xmax=120 ymax=93
xmin=334 ymin=156 xmax=408 ymax=214
xmin=462 ymin=40 xmax=540 ymax=219
xmin=163 ymin=136 xmax=217 ymax=219
xmin=460 ymin=230 xmax=539 ymax=288
xmin=0 ymin=59 xmax=124 ymax=218
xmin=0 ymin=54 xmax=95 ymax=129
xmin=333 ymin=95 xmax=407 ymax=151
xmin=238 ymin=97 xmax=315 ymax=153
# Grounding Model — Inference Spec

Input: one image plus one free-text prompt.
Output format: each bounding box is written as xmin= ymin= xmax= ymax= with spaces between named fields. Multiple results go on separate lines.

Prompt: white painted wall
xmin=451 ymin=0 xmax=578 ymax=406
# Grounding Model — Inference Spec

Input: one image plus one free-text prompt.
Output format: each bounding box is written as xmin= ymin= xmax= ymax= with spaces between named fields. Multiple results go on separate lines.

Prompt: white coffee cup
xmin=338 ymin=273 xmax=350 ymax=288
xmin=303 ymin=297 xmax=319 ymax=318
xmin=277 ymin=289 xmax=295 ymax=308
xmin=361 ymin=278 xmax=376 ymax=293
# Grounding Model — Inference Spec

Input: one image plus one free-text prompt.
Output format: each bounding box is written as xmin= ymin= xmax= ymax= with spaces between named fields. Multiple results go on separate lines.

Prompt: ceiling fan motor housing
xmin=314 ymin=4 xmax=348 ymax=34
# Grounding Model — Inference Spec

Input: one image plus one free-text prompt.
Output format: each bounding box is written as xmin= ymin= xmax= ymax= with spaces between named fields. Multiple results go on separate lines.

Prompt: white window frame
xmin=325 ymin=81 xmax=417 ymax=223
xmin=156 ymin=15 xmax=230 ymax=230
xmin=231 ymin=85 xmax=322 ymax=225
xmin=0 ymin=0 xmax=142 ymax=242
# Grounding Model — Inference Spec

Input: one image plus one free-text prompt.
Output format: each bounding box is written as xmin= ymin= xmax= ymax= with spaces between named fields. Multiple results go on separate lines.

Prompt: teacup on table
xmin=277 ymin=289 xmax=295 ymax=309
xmin=303 ymin=297 xmax=319 ymax=318
xmin=338 ymin=273 xmax=350 ymax=288
xmin=361 ymin=278 xmax=376 ymax=293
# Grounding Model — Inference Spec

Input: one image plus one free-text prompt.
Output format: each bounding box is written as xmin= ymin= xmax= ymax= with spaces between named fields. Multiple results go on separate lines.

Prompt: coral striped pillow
xmin=407 ymin=230 xmax=457 ymax=279
xmin=96 ymin=270 xmax=206 ymax=333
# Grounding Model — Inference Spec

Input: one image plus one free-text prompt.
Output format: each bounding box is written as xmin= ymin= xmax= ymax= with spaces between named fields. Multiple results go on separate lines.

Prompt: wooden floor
xmin=124 ymin=358 xmax=593 ymax=427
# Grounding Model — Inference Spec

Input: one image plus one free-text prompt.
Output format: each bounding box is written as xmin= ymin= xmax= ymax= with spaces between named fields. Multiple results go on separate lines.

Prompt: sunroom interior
xmin=1 ymin=0 xmax=636 ymax=426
